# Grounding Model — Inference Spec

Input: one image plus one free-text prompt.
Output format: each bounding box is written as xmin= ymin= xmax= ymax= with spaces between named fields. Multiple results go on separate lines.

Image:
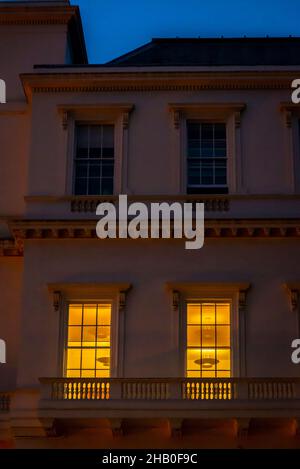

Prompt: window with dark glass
xmin=187 ymin=122 xmax=227 ymax=194
xmin=74 ymin=124 xmax=114 ymax=195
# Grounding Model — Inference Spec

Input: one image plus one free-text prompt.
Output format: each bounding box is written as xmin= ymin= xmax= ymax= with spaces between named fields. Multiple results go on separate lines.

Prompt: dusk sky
xmin=70 ymin=0 xmax=300 ymax=63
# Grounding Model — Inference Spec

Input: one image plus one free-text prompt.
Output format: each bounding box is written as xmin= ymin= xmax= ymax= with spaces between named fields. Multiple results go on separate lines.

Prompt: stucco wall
xmin=0 ymin=258 xmax=23 ymax=391
xmin=15 ymin=238 xmax=300 ymax=388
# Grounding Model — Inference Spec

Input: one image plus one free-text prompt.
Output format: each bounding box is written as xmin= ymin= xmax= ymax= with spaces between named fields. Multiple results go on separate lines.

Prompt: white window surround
xmin=166 ymin=282 xmax=250 ymax=378
xmin=57 ymin=104 xmax=134 ymax=196
xmin=169 ymin=103 xmax=246 ymax=195
xmin=280 ymin=103 xmax=300 ymax=193
xmin=48 ymin=282 xmax=131 ymax=378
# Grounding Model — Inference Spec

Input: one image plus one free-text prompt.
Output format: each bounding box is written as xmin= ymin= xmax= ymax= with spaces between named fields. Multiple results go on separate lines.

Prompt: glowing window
xmin=186 ymin=302 xmax=231 ymax=378
xmin=66 ymin=303 xmax=112 ymax=378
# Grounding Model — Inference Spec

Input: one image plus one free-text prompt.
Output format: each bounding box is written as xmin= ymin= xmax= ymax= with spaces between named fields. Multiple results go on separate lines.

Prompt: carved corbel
xmin=173 ymin=109 xmax=181 ymax=129
xmin=62 ymin=110 xmax=69 ymax=130
xmin=238 ymin=288 xmax=249 ymax=314
xmin=234 ymin=110 xmax=242 ymax=129
xmin=53 ymin=291 xmax=62 ymax=312
xmin=285 ymin=284 xmax=299 ymax=312
xmin=172 ymin=290 xmax=180 ymax=312
xmin=122 ymin=111 xmax=130 ymax=130
xmin=119 ymin=291 xmax=127 ymax=313
xmin=284 ymin=109 xmax=292 ymax=128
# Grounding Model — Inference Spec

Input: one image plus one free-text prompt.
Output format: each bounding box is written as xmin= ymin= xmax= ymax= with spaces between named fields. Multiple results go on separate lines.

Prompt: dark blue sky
xmin=71 ymin=0 xmax=300 ymax=64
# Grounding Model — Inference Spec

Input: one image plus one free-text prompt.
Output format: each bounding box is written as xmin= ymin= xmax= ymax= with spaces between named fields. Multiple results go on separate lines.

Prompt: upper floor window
xmin=187 ymin=122 xmax=227 ymax=194
xmin=74 ymin=124 xmax=114 ymax=195
xmin=66 ymin=302 xmax=112 ymax=378
xmin=186 ymin=301 xmax=231 ymax=378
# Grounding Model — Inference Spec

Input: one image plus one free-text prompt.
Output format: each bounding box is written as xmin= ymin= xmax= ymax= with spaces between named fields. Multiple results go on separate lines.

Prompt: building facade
xmin=1 ymin=0 xmax=300 ymax=449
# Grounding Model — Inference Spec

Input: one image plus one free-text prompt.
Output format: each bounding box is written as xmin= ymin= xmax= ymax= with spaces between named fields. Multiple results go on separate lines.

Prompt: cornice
xmin=5 ymin=218 xmax=300 ymax=256
xmin=0 ymin=6 xmax=76 ymax=26
xmin=20 ymin=72 xmax=296 ymax=101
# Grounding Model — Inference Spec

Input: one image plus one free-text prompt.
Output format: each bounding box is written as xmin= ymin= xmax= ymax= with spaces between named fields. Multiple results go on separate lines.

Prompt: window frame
xmin=61 ymin=104 xmax=134 ymax=196
xmin=63 ymin=299 xmax=117 ymax=379
xmin=185 ymin=119 xmax=229 ymax=194
xmin=48 ymin=282 xmax=131 ymax=379
xmin=167 ymin=282 xmax=249 ymax=378
xmin=72 ymin=122 xmax=116 ymax=197
xmin=168 ymin=103 xmax=245 ymax=195
xmin=184 ymin=298 xmax=233 ymax=378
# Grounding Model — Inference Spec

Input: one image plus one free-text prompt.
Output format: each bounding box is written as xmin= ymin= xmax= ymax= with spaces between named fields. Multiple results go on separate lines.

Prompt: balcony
xmin=39 ymin=377 xmax=300 ymax=422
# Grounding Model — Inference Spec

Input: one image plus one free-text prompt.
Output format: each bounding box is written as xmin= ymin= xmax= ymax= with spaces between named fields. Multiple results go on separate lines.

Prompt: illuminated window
xmin=66 ymin=303 xmax=112 ymax=378
xmin=186 ymin=302 xmax=231 ymax=378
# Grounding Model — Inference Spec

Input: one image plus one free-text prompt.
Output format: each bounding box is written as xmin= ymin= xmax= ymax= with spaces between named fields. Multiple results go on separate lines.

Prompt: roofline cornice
xmin=20 ymin=71 xmax=297 ymax=101
xmin=0 ymin=5 xmax=77 ymax=25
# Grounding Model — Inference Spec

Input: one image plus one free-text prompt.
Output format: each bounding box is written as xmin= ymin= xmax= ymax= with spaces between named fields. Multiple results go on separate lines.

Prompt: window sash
xmin=187 ymin=122 xmax=227 ymax=189
xmin=74 ymin=124 xmax=114 ymax=196
xmin=186 ymin=300 xmax=232 ymax=378
xmin=65 ymin=302 xmax=112 ymax=378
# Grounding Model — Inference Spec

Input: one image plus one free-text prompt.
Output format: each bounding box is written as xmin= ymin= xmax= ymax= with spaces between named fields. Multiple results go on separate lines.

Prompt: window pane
xmin=89 ymin=126 xmax=102 ymax=158
xmin=83 ymin=304 xmax=97 ymax=325
xmin=68 ymin=326 xmax=81 ymax=346
xmin=76 ymin=125 xmax=89 ymax=158
xmin=102 ymin=162 xmax=114 ymax=177
xmin=187 ymin=122 xmax=200 ymax=139
xmin=217 ymin=326 xmax=230 ymax=347
xmin=214 ymin=123 xmax=226 ymax=139
xmin=75 ymin=161 xmax=88 ymax=177
xmin=74 ymin=178 xmax=87 ymax=195
xmin=187 ymin=326 xmax=201 ymax=346
xmin=82 ymin=326 xmax=96 ymax=346
xmin=81 ymin=370 xmax=95 ymax=378
xmin=88 ymin=178 xmax=100 ymax=195
xmin=187 ymin=348 xmax=200 ymax=371
xmin=97 ymin=326 xmax=111 ymax=346
xmin=69 ymin=305 xmax=82 ymax=325
xmin=217 ymin=349 xmax=231 ymax=370
xmin=89 ymin=163 xmax=101 ymax=178
xmin=98 ymin=304 xmax=111 ymax=325
xmin=67 ymin=369 xmax=81 ymax=378
xmin=102 ymin=125 xmax=114 ymax=148
xmin=67 ymin=349 xmax=81 ymax=369
xmin=216 ymin=304 xmax=230 ymax=324
xmin=96 ymin=370 xmax=110 ymax=378
xmin=96 ymin=348 xmax=110 ymax=369
xmin=187 ymin=304 xmax=201 ymax=324
xmin=201 ymin=325 xmax=215 ymax=347
xmin=81 ymin=349 xmax=95 ymax=369
xmin=201 ymin=304 xmax=215 ymax=324
xmin=102 ymin=178 xmax=114 ymax=195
